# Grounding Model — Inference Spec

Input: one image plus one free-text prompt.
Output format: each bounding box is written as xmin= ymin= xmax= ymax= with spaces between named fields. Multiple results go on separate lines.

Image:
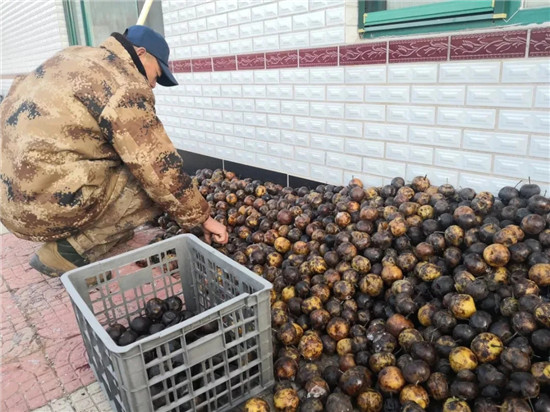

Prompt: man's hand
xmin=202 ymin=216 xmax=229 ymax=245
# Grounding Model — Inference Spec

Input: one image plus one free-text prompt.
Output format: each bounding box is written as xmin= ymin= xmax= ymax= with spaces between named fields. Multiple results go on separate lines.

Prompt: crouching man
xmin=0 ymin=25 xmax=228 ymax=277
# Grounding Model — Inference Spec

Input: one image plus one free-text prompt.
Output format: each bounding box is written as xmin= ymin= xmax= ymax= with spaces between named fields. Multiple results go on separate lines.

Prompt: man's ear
xmin=135 ymin=46 xmax=147 ymax=56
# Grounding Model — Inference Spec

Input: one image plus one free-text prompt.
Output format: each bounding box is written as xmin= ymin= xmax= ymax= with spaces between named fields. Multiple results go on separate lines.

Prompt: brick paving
xmin=0 ymin=226 xmax=162 ymax=412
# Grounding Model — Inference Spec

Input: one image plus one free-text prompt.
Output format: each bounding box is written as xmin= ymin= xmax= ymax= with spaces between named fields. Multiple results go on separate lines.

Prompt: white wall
xmin=155 ymin=0 xmax=550 ymax=194
xmin=0 ymin=0 xmax=69 ymax=96
xmin=0 ymin=0 xmax=548 ymax=194
xmin=163 ymin=0 xmax=350 ymax=57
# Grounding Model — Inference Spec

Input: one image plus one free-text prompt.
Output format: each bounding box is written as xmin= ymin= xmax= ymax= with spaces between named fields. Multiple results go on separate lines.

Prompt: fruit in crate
xmin=244 ymin=397 xmax=270 ymax=412
xmin=105 ymin=295 xmax=191 ymax=346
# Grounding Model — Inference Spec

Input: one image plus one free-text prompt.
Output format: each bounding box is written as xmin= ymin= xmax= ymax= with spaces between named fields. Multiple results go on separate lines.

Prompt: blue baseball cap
xmin=125 ymin=25 xmax=178 ymax=87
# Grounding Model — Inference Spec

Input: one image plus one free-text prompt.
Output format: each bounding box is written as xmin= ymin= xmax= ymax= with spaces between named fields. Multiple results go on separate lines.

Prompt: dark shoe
xmin=30 ymin=239 xmax=89 ymax=277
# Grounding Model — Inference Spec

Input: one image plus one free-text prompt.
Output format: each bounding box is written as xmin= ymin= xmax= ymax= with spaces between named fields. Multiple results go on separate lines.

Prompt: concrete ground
xmin=0 ymin=224 xmax=162 ymax=411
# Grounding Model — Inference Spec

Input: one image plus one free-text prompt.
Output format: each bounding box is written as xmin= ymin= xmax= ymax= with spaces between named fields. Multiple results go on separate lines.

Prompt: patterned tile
xmin=14 ymin=278 xmax=81 ymax=342
xmin=213 ymin=56 xmax=237 ymax=71
xmin=237 ymin=53 xmax=266 ymax=70
xmin=530 ymin=27 xmax=550 ymax=57
xmin=451 ymin=30 xmax=528 ymax=60
xmin=339 ymin=43 xmax=387 ymax=65
xmin=44 ymin=336 xmax=95 ymax=393
xmin=265 ymin=50 xmax=298 ymax=69
xmin=172 ymin=59 xmax=192 ymax=73
xmin=1 ymin=351 xmax=61 ymax=411
xmin=299 ymin=47 xmax=339 ymax=67
xmin=191 ymin=58 xmax=213 ymax=72
xmin=0 ymin=228 xmax=163 ymax=412
xmin=389 ymin=37 xmax=448 ymax=63
xmin=0 ymin=292 xmax=41 ymax=362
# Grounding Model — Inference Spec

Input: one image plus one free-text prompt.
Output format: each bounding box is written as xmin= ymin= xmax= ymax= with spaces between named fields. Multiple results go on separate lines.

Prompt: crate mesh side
xmin=66 ymin=236 xmax=273 ymax=412
xmin=72 ymin=301 xmax=125 ymax=412
xmin=141 ymin=300 xmax=265 ymax=412
xmin=189 ymin=246 xmax=256 ymax=314
xmin=87 ymin=248 xmax=184 ymax=329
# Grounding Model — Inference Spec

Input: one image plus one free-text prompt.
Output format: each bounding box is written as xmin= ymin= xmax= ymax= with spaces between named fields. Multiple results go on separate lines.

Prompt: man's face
xmin=136 ymin=47 xmax=161 ymax=88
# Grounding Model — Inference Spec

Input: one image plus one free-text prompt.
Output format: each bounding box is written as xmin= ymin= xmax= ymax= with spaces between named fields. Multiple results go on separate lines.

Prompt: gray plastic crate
xmin=61 ymin=234 xmax=274 ymax=412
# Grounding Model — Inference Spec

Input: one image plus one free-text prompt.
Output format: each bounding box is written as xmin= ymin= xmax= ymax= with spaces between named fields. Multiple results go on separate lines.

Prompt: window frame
xmin=358 ymin=0 xmax=550 ymax=38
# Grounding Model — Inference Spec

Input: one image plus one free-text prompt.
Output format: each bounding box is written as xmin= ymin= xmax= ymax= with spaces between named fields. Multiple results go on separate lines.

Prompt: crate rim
xmin=61 ymin=234 xmax=273 ymax=354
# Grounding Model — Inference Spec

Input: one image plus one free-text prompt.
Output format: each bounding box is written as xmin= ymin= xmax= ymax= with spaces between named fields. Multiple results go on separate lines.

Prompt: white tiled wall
xmin=156 ymin=0 xmax=550 ymax=194
xmin=157 ymin=58 xmax=550 ymax=193
xmin=1 ymin=0 xmax=548 ymax=195
xmin=1 ymin=0 xmax=69 ymax=96
xmin=165 ymin=0 xmax=346 ymax=59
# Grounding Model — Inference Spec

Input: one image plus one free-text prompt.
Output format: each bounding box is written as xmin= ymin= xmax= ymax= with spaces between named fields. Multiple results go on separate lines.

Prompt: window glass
xmin=138 ymin=0 xmax=165 ymax=36
xmin=82 ymin=1 xmax=139 ymax=46
xmin=65 ymin=0 xmax=164 ymax=46
xmin=523 ymin=0 xmax=549 ymax=8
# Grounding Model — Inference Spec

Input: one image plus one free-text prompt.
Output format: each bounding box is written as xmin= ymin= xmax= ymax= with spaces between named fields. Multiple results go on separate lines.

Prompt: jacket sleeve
xmin=98 ymin=85 xmax=210 ymax=229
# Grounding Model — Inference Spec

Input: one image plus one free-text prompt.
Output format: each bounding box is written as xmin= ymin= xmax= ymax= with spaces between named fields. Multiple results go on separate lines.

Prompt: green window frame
xmin=359 ymin=0 xmax=550 ymax=38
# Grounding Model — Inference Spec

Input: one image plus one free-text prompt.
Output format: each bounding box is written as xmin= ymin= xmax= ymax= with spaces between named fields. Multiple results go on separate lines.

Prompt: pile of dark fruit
xmin=152 ymin=169 xmax=549 ymax=412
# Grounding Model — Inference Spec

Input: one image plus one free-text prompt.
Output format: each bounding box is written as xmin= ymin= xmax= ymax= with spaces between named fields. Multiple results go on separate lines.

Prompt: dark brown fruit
xmin=356 ymin=389 xmax=383 ymax=412
xmin=300 ymin=398 xmax=323 ymax=412
xmin=130 ymin=316 xmax=152 ymax=335
xmin=244 ymin=397 xmax=270 ymax=412
xmin=106 ymin=323 xmax=126 ymax=342
xmin=145 ymin=297 xmax=167 ymax=320
xmin=377 ymin=366 xmax=405 ymax=394
xmin=322 ymin=365 xmax=342 ymax=389
xmin=470 ymin=332 xmax=503 ymax=363
xmin=296 ymin=363 xmax=321 ymax=386
xmin=339 ymin=366 xmax=373 ymax=397
xmin=273 ymin=388 xmax=299 ymax=412
xmin=399 ymin=384 xmax=430 ymax=409
xmin=325 ymin=392 xmax=353 ymax=412
xmin=402 ymin=359 xmax=431 ymax=384
xmin=326 ymin=317 xmax=350 ymax=341
xmin=529 ymin=263 xmax=550 ymax=287
xmin=274 ymin=357 xmax=298 ymax=381
xmin=368 ymin=352 xmax=396 ymax=373
xmin=118 ymin=330 xmax=138 ymax=346
xmin=426 ymin=372 xmax=449 ymax=400
xmin=449 ymin=346 xmax=478 ymax=372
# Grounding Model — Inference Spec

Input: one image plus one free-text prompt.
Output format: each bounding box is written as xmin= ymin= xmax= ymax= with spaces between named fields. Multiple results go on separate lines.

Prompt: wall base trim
xmin=177 ymin=150 xmax=323 ymax=189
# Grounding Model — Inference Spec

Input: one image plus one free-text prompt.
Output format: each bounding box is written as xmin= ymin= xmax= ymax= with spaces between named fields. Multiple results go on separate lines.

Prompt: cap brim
xmin=157 ymin=60 xmax=178 ymax=87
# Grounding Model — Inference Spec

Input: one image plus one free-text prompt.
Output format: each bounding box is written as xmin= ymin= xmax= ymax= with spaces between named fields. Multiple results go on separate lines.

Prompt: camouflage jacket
xmin=0 ymin=35 xmax=210 ymax=241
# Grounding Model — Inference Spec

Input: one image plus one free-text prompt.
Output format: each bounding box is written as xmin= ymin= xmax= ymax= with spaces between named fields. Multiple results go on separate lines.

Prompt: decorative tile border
xmin=266 ymin=50 xmax=298 ymax=69
xmin=339 ymin=43 xmax=386 ymax=65
xmin=389 ymin=37 xmax=448 ymax=63
xmin=299 ymin=47 xmax=338 ymax=67
xmin=172 ymin=59 xmax=192 ymax=73
xmin=237 ymin=53 xmax=265 ymax=70
xmin=530 ymin=27 xmax=550 ymax=57
xmin=191 ymin=58 xmax=212 ymax=72
xmin=450 ymin=30 xmax=528 ymax=60
xmin=170 ymin=28 xmax=547 ymax=73
xmin=213 ymin=56 xmax=236 ymax=71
